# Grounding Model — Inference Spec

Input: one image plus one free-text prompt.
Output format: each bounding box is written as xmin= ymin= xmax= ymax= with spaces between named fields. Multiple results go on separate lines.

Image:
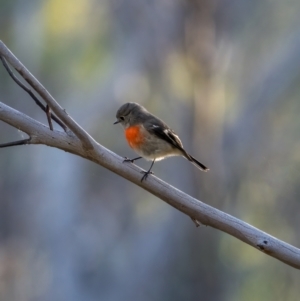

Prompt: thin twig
xmin=191 ymin=218 xmax=201 ymax=227
xmin=46 ymin=105 xmax=53 ymax=131
xmin=0 ymin=55 xmax=66 ymax=132
xmin=0 ymin=138 xmax=31 ymax=148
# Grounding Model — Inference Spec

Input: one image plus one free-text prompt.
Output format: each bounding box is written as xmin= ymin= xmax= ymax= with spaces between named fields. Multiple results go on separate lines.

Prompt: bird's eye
xmin=120 ymin=116 xmax=125 ymax=121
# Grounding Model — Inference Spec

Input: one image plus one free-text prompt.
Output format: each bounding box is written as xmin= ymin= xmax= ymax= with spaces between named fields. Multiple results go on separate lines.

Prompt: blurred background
xmin=0 ymin=0 xmax=300 ymax=300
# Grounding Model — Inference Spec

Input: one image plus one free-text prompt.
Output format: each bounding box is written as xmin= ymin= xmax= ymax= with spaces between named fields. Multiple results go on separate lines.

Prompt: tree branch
xmin=0 ymin=43 xmax=300 ymax=270
xmin=0 ymin=40 xmax=94 ymax=150
xmin=0 ymin=55 xmax=66 ymax=131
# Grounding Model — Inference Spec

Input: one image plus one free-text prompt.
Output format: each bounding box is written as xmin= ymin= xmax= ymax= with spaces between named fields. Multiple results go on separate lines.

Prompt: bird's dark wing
xmin=144 ymin=119 xmax=184 ymax=151
xmin=144 ymin=116 xmax=209 ymax=171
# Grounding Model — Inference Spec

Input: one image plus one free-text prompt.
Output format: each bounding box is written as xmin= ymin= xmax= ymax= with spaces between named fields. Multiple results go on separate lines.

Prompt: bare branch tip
xmin=0 ymin=138 xmax=31 ymax=148
xmin=191 ymin=218 xmax=202 ymax=227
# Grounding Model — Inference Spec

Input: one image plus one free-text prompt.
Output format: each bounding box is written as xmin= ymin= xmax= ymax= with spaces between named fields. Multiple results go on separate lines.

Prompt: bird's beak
xmin=114 ymin=120 xmax=120 ymax=124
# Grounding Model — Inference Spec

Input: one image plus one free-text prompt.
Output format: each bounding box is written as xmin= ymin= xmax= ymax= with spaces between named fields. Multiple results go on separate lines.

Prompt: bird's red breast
xmin=125 ymin=125 xmax=145 ymax=149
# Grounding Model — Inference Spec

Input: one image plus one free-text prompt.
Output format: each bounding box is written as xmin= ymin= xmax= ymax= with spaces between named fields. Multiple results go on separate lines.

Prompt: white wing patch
xmin=165 ymin=129 xmax=179 ymax=139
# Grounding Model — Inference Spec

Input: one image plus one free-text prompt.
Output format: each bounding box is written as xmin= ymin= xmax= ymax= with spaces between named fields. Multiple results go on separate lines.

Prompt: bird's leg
xmin=141 ymin=159 xmax=155 ymax=182
xmin=123 ymin=156 xmax=142 ymax=163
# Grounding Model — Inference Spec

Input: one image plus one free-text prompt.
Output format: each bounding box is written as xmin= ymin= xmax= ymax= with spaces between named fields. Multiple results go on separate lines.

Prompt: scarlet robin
xmin=114 ymin=102 xmax=209 ymax=182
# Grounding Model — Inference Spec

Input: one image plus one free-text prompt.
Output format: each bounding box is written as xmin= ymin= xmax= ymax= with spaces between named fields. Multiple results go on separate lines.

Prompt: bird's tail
xmin=182 ymin=151 xmax=209 ymax=172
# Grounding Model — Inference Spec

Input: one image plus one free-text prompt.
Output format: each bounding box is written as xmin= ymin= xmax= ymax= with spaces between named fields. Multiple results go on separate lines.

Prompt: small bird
xmin=114 ymin=102 xmax=209 ymax=182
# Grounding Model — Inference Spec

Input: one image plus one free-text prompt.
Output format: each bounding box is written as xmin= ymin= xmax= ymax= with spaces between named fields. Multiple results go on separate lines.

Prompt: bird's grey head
xmin=114 ymin=102 xmax=146 ymax=128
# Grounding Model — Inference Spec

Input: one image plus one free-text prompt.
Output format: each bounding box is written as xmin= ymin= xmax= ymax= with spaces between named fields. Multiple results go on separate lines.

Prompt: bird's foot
xmin=123 ymin=157 xmax=135 ymax=163
xmin=123 ymin=156 xmax=142 ymax=163
xmin=140 ymin=170 xmax=154 ymax=182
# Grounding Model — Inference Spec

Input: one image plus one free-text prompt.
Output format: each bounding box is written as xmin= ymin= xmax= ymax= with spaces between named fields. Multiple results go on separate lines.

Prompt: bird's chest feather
xmin=125 ymin=126 xmax=144 ymax=149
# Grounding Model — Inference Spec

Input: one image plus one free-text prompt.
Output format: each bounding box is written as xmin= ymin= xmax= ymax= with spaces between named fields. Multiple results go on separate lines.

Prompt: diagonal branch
xmin=0 ymin=101 xmax=300 ymax=269
xmin=0 ymin=40 xmax=94 ymax=150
